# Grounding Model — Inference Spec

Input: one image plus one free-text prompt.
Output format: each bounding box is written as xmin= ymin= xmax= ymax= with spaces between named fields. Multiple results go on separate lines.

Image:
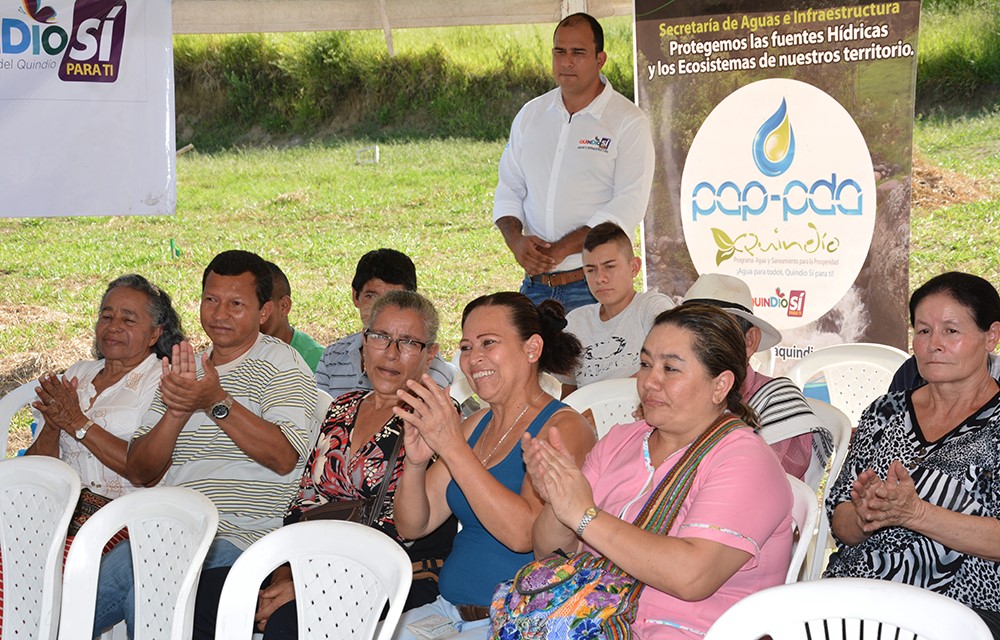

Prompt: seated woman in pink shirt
xmin=524 ymin=303 xmax=792 ymax=638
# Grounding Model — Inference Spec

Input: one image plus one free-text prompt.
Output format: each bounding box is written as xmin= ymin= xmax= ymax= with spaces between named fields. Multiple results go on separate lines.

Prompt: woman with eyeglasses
xmin=192 ymin=290 xmax=457 ymax=640
xmin=389 ymin=292 xmax=597 ymax=640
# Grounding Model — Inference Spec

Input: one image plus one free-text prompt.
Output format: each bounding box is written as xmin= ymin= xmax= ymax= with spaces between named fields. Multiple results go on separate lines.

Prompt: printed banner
xmin=0 ymin=0 xmax=175 ymax=217
xmin=635 ymin=0 xmax=919 ymax=370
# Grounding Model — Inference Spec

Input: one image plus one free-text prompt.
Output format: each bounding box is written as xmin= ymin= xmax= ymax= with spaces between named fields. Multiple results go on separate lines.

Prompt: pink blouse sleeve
xmin=674 ymin=432 xmax=792 ymax=568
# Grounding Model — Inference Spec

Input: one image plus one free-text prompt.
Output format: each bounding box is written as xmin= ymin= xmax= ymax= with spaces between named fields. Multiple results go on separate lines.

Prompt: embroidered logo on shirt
xmin=578 ymin=136 xmax=612 ymax=152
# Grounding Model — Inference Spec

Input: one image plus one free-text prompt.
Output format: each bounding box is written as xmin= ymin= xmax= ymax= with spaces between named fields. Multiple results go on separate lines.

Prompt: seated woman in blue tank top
xmin=391 ymin=292 xmax=597 ymax=640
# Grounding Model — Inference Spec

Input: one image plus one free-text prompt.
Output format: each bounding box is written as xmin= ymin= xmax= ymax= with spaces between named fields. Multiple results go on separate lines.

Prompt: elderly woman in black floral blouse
xmin=193 ymin=290 xmax=456 ymax=640
xmin=826 ymin=272 xmax=1000 ymax=637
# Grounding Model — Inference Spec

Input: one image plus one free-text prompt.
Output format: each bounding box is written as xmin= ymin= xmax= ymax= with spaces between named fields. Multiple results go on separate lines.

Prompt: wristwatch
xmin=209 ymin=394 xmax=234 ymax=420
xmin=576 ymin=506 xmax=600 ymax=537
xmin=75 ymin=420 xmax=95 ymax=441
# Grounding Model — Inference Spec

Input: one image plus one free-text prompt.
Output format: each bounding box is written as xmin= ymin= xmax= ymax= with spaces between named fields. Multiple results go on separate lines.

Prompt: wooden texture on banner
xmin=172 ymin=0 xmax=633 ymax=33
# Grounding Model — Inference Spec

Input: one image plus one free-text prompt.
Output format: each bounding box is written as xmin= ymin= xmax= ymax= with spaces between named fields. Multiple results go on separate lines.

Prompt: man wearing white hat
xmin=683 ymin=273 xmax=828 ymax=480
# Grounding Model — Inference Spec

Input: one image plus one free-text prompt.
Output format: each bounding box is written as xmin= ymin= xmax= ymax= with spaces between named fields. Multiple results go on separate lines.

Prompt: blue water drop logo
xmin=752 ymin=98 xmax=795 ymax=177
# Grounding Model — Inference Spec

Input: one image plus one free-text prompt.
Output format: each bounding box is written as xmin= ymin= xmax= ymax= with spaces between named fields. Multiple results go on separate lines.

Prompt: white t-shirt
xmin=564 ymin=291 xmax=675 ymax=386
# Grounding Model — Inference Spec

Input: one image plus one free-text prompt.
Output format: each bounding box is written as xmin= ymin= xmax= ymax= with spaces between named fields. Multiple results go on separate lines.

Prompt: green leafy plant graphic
xmin=712 ymin=228 xmax=736 ymax=265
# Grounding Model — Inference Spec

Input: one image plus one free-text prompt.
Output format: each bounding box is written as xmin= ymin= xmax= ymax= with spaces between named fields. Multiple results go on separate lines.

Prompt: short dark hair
xmin=351 ymin=248 xmax=417 ymax=297
xmin=462 ymin=292 xmax=581 ymax=376
xmin=265 ymin=260 xmax=291 ymax=300
xmin=909 ymin=272 xmax=1000 ymax=331
xmin=556 ymin=13 xmax=604 ymax=53
xmin=202 ymin=250 xmax=272 ymax=307
xmin=96 ymin=274 xmax=185 ymax=360
xmin=583 ymin=222 xmax=632 ymax=254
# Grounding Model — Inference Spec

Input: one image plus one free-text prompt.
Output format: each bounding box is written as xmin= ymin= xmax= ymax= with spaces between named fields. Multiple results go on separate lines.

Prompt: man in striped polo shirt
xmin=93 ymin=250 xmax=319 ymax=638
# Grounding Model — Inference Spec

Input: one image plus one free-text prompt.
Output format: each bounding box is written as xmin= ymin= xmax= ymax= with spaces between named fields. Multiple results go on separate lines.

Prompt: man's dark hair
xmin=556 ymin=12 xmax=605 ymax=53
xmin=351 ymin=248 xmax=417 ymax=297
xmin=202 ymin=250 xmax=273 ymax=307
xmin=264 ymin=260 xmax=291 ymax=299
xmin=583 ymin=222 xmax=632 ymax=254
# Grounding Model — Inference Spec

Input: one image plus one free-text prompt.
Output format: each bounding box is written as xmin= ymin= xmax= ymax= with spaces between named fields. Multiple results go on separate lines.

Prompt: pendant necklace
xmin=479 ymin=390 xmax=545 ymax=466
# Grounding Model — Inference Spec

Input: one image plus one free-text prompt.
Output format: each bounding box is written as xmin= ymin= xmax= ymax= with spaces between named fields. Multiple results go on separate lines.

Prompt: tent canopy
xmin=172 ymin=0 xmax=632 ymax=34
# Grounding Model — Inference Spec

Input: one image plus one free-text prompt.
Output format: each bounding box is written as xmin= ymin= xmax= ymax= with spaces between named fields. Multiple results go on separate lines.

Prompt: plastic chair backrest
xmin=0 ymin=380 xmax=38 ymax=458
xmin=703 ymin=577 xmax=993 ymax=639
xmin=785 ymin=474 xmax=819 ymax=584
xmin=0 ymin=457 xmax=81 ymax=640
xmin=215 ymin=520 xmax=412 ymax=640
xmin=59 ymin=486 xmax=218 ymax=640
xmin=563 ymin=378 xmax=640 ymax=439
xmin=785 ymin=343 xmax=909 ymax=427
xmin=802 ymin=398 xmax=853 ymax=580
xmin=314 ymin=389 xmax=334 ymax=432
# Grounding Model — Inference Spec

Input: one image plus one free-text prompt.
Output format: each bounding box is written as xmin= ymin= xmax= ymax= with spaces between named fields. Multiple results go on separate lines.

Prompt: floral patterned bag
xmin=490 ymin=415 xmax=746 ymax=640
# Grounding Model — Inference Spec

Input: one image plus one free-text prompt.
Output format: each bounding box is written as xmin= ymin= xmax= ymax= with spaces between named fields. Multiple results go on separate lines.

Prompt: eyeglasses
xmin=363 ymin=329 xmax=428 ymax=356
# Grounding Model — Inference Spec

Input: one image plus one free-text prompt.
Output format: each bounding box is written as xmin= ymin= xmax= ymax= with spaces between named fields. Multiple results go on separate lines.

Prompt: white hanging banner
xmin=0 ymin=0 xmax=175 ymax=217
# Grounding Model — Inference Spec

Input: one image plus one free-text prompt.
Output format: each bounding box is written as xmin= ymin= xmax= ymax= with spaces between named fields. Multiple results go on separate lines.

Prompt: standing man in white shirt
xmin=493 ymin=12 xmax=655 ymax=312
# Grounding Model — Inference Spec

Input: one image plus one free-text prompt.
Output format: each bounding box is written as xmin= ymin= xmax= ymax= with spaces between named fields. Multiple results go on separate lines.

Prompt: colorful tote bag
xmin=490 ymin=415 xmax=746 ymax=640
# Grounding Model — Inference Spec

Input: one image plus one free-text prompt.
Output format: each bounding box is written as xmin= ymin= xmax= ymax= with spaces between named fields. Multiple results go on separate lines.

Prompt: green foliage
xmin=172 ymin=7 xmax=999 ymax=148
xmin=172 ymin=19 xmax=640 ymax=148
xmin=916 ymin=0 xmax=1000 ymax=106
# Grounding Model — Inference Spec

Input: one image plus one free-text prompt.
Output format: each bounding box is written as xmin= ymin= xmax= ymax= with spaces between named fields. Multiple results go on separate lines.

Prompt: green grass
xmin=0 ymin=140 xmax=516 ymax=366
xmin=916 ymin=0 xmax=1000 ymax=105
xmin=914 ymin=106 xmax=1000 ymax=183
xmin=910 ymin=107 xmax=1000 ymax=290
xmin=3 ymin=5 xmax=1000 ymax=457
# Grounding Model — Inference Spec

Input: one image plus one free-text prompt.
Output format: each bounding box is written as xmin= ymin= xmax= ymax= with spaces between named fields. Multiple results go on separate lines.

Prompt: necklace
xmin=479 ymin=390 xmax=545 ymax=466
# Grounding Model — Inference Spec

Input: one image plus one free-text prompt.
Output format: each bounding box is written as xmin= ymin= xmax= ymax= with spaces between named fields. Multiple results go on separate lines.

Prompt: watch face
xmin=211 ymin=404 xmax=230 ymax=420
xmin=75 ymin=428 xmax=87 ymax=440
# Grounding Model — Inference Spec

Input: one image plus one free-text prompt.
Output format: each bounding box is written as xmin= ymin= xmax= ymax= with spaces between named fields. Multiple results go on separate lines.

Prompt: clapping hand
xmin=160 ymin=341 xmax=226 ymax=416
xmin=394 ymin=374 xmax=465 ymax=460
xmin=522 ymin=428 xmax=594 ymax=530
xmin=32 ymin=373 xmax=85 ymax=434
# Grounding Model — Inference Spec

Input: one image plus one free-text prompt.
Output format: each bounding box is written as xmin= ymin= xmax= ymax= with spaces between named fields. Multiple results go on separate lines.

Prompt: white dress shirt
xmin=493 ymin=76 xmax=655 ymax=272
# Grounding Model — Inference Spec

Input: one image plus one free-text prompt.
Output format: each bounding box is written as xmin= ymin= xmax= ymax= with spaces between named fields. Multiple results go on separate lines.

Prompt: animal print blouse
xmin=825 ymin=389 xmax=1000 ymax=611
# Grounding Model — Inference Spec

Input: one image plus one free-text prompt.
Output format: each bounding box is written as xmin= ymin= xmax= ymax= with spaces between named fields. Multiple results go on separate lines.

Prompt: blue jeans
xmin=520 ymin=276 xmax=596 ymax=313
xmin=93 ymin=537 xmax=243 ymax=638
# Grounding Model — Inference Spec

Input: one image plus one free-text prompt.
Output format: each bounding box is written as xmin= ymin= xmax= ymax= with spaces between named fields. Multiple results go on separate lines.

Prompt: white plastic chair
xmin=563 ymin=377 xmax=640 ymax=439
xmin=215 ymin=520 xmax=412 ymax=640
xmin=0 ymin=380 xmax=38 ymax=458
xmin=802 ymin=399 xmax=853 ymax=578
xmin=786 ymin=343 xmax=909 ymax=427
xmin=59 ymin=486 xmax=219 ymax=640
xmin=703 ymin=577 xmax=993 ymax=639
xmin=785 ymin=474 xmax=819 ymax=584
xmin=0 ymin=457 xmax=81 ymax=640
xmin=314 ymin=389 xmax=334 ymax=430
xmin=760 ymin=398 xmax=851 ymax=581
